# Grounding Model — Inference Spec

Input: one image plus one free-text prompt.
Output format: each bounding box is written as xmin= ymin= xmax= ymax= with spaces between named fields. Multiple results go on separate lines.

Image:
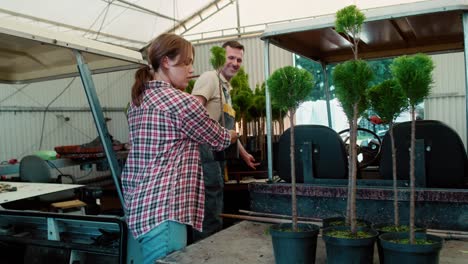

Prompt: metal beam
xmin=114 ymin=0 xmax=178 ymax=22
xmin=141 ymin=0 xmax=234 ymax=51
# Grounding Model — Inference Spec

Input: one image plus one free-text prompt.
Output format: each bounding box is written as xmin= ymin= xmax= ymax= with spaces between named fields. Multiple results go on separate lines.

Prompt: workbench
xmin=0 ymin=182 xmax=83 ymax=204
xmin=157 ymin=221 xmax=468 ymax=264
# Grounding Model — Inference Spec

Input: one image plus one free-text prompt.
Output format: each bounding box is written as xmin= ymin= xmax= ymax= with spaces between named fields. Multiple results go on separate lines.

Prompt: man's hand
xmin=239 ymin=143 xmax=260 ymax=170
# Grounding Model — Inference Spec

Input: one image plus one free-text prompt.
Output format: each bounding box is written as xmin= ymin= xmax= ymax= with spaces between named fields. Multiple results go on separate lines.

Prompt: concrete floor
xmin=158 ymin=221 xmax=468 ymax=264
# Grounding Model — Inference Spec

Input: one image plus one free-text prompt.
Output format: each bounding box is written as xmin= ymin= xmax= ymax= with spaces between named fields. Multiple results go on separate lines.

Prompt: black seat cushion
xmin=379 ymin=120 xmax=467 ymax=188
xmin=277 ymin=125 xmax=348 ymax=182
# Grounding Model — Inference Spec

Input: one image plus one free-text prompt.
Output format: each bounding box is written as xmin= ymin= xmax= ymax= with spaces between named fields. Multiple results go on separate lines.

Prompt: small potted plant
xmin=267 ymin=65 xmax=319 ymax=264
xmin=378 ymin=53 xmax=443 ymax=263
xmin=321 ymin=5 xmax=378 ymax=264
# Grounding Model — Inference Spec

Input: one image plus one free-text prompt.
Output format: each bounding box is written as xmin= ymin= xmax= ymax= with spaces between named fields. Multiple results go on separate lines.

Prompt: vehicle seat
xmin=277 ymin=125 xmax=348 ymax=182
xmin=19 ymin=155 xmax=77 ymax=202
xmin=379 ymin=120 xmax=467 ymax=188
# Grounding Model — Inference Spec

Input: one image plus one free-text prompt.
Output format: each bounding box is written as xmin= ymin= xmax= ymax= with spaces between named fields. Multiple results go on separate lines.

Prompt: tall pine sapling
xmin=231 ymin=67 xmax=253 ymax=144
xmin=367 ymin=80 xmax=407 ymax=227
xmin=333 ymin=5 xmax=373 ymax=234
xmin=267 ymin=66 xmax=314 ymax=231
xmin=390 ymin=53 xmax=434 ymax=244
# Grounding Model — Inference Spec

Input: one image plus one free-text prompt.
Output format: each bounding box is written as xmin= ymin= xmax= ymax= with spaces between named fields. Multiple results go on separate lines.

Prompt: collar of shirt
xmin=145 ymin=80 xmax=171 ymax=90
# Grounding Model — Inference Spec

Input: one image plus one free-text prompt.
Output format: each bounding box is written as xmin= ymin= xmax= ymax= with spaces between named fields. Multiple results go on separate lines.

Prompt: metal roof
xmin=261 ymin=0 xmax=468 ymax=63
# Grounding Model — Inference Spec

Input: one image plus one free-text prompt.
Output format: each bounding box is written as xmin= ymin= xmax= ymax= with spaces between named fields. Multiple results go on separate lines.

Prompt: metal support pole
xmin=236 ymin=0 xmax=241 ymax=38
xmin=264 ymin=40 xmax=273 ymax=181
xmin=73 ymin=50 xmax=126 ymax=211
xmin=463 ymin=12 xmax=468 ymax=151
xmin=322 ymin=62 xmax=333 ymax=128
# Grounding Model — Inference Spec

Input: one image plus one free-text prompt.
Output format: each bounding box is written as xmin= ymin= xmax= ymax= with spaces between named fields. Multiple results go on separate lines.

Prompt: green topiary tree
xmin=267 ymin=66 xmax=314 ymax=231
xmin=367 ymin=79 xmax=407 ymax=227
xmin=333 ymin=5 xmax=373 ymax=234
xmin=335 ymin=5 xmax=365 ymax=60
xmin=231 ymin=67 xmax=253 ymax=144
xmin=390 ymin=53 xmax=434 ymax=244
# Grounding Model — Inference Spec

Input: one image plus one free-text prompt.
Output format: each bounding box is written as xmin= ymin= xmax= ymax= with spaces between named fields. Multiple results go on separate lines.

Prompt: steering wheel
xmin=338 ymin=127 xmax=382 ymax=168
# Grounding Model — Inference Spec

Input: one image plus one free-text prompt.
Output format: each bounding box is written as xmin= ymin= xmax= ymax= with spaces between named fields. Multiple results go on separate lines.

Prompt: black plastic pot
xmin=270 ymin=223 xmax=320 ymax=264
xmin=322 ymin=226 xmax=379 ymax=264
xmin=322 ymin=216 xmax=372 ymax=228
xmin=379 ymin=232 xmax=443 ymax=264
xmin=373 ymin=223 xmax=426 ymax=264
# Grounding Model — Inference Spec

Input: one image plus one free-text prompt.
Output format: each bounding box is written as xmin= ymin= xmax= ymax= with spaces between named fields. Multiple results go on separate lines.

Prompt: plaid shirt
xmin=122 ymin=80 xmax=231 ymax=239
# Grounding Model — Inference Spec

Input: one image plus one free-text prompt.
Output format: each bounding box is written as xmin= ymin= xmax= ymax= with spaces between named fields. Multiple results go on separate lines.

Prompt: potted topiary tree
xmin=321 ymin=5 xmax=379 ymax=264
xmin=378 ymin=53 xmax=443 ymax=263
xmin=267 ymin=65 xmax=320 ymax=264
xmin=367 ymin=79 xmax=409 ymax=263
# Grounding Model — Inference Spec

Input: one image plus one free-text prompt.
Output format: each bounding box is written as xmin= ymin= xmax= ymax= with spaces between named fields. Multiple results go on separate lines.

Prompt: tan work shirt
xmin=192 ymin=70 xmax=232 ymax=122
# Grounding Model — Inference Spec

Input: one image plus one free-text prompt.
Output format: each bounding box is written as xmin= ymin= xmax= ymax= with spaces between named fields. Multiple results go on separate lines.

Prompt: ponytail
xmin=131 ymin=65 xmax=153 ymax=106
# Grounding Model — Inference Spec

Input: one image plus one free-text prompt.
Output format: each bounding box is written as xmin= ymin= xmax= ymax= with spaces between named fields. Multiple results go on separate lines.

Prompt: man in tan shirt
xmin=191 ymin=40 xmax=259 ymax=241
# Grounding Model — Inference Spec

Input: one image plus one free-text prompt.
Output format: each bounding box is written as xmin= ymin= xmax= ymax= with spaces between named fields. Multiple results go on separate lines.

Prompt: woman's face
xmin=167 ymin=52 xmax=194 ymax=91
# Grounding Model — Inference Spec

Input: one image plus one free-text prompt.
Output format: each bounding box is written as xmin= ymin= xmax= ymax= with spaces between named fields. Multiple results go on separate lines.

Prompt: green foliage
xmin=184 ymin=79 xmax=195 ymax=94
xmin=209 ymin=46 xmax=226 ymax=70
xmin=267 ymin=66 xmax=314 ymax=111
xmin=230 ymin=67 xmax=250 ymax=96
xmin=230 ymin=67 xmax=252 ymax=121
xmin=295 ymin=56 xmax=328 ymax=101
xmin=250 ymin=83 xmax=266 ymax=119
xmin=367 ymin=79 xmax=407 ymax=123
xmin=333 ymin=60 xmax=374 ymax=120
xmin=391 ymin=53 xmax=434 ymax=107
xmin=335 ymin=5 xmax=365 ymax=39
xmin=368 ymin=59 xmax=394 ymax=87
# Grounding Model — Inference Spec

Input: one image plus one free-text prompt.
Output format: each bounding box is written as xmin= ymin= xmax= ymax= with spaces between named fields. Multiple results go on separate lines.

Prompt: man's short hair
xmin=222 ymin=40 xmax=244 ymax=51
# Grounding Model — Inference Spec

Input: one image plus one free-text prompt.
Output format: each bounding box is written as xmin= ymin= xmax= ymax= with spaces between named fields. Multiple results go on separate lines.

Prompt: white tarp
xmin=0 ymin=0 xmax=426 ymax=49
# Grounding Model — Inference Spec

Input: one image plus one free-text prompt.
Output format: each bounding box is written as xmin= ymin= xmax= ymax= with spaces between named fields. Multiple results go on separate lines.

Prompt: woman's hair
xmin=131 ymin=33 xmax=194 ymax=106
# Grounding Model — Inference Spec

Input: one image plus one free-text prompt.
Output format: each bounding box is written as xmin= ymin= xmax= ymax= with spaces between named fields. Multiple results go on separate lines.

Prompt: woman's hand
xmin=229 ymin=130 xmax=239 ymax=144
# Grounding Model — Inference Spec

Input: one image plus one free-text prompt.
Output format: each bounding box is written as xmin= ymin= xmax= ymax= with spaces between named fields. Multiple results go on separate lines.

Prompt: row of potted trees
xmin=267 ymin=5 xmax=443 ymax=264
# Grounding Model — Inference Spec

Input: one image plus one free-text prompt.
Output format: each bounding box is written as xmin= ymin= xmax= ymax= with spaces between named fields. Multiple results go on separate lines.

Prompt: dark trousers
xmin=192 ymin=144 xmax=225 ymax=242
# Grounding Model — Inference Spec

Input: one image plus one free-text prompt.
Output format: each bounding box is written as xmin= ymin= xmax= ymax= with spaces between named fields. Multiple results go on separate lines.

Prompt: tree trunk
xmin=389 ymin=121 xmax=399 ymax=226
xmin=242 ymin=114 xmax=248 ymax=145
xmin=346 ymin=120 xmax=353 ymax=226
xmin=260 ymin=116 xmax=265 ymax=161
xmin=290 ymin=109 xmax=298 ymax=231
xmin=409 ymin=106 xmax=416 ymax=244
xmin=349 ymin=105 xmax=359 ymax=234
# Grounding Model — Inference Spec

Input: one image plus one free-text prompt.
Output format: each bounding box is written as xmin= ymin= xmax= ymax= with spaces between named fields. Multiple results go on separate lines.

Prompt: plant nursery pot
xmin=322 ymin=216 xmax=372 ymax=228
xmin=322 ymin=226 xmax=379 ymax=264
xmin=270 ymin=223 xmax=320 ymax=264
xmin=372 ymin=223 xmax=426 ymax=264
xmin=379 ymin=232 xmax=443 ymax=264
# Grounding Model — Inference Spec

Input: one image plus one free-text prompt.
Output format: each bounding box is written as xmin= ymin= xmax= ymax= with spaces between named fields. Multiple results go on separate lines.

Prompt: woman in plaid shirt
xmin=122 ymin=33 xmax=238 ymax=263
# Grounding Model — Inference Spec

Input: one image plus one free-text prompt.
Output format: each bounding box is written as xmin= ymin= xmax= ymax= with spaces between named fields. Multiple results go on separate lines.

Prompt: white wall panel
xmin=0 ymin=69 xmax=135 ymax=163
xmin=426 ymin=52 xmax=467 ymax=147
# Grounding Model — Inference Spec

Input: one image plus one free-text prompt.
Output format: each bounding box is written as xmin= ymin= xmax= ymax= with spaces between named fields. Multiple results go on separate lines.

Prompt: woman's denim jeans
xmin=138 ymin=221 xmax=187 ymax=264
